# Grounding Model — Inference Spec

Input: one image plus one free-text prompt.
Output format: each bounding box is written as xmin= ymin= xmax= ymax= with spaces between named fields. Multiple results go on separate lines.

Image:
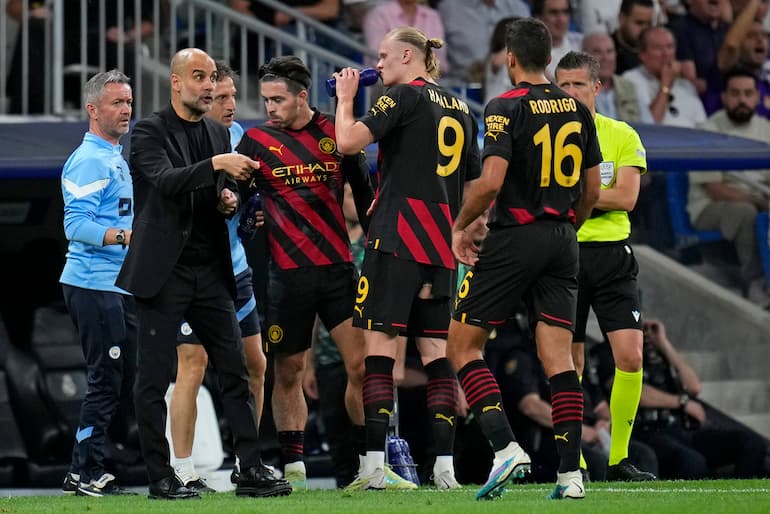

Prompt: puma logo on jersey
xmin=632 ymin=310 xmax=641 ymax=322
xmin=354 ymin=305 xmax=364 ymax=317
xmin=554 ymin=431 xmax=569 ymax=443
xmin=435 ymin=413 xmax=455 ymax=426
xmin=482 ymin=402 xmax=502 ymax=413
xmin=269 ymin=144 xmax=285 ymax=156
xmin=378 ymin=408 xmax=393 ymax=417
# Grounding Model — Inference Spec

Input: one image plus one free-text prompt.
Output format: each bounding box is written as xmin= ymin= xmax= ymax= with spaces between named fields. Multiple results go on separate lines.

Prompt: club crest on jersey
xmin=318 ymin=137 xmax=336 ymax=154
xmin=268 ymin=324 xmax=284 ymax=343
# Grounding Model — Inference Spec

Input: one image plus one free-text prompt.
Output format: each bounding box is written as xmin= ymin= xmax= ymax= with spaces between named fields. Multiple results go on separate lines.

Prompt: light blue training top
xmin=227 ymin=121 xmax=248 ymax=276
xmin=59 ymin=132 xmax=133 ymax=293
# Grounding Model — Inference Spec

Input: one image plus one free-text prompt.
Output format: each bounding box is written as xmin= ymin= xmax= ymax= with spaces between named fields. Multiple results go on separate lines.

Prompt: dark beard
xmin=726 ymin=106 xmax=754 ymax=124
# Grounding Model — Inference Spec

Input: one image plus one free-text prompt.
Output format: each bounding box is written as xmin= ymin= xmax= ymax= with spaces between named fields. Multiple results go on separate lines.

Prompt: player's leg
xmin=416 ymin=336 xmax=460 ymax=489
xmin=264 ymin=266 xmax=316 ymax=491
xmin=531 ymin=223 xmax=584 ymax=500
xmin=272 ymin=349 xmax=310 ymax=490
xmin=347 ymin=251 xmax=417 ymax=491
xmin=591 ymin=243 xmax=654 ymax=480
xmin=169 ymin=339 xmax=214 ymax=492
xmin=450 ymin=230 xmax=533 ymax=500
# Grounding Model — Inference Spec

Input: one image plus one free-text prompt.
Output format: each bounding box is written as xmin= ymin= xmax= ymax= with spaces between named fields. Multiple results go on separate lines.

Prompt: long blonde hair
xmin=386 ymin=27 xmax=443 ymax=80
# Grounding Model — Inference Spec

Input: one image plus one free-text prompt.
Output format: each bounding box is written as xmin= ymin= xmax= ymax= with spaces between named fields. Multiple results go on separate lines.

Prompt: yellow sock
xmin=576 ymin=373 xmax=587 ymax=470
xmin=608 ymin=367 xmax=643 ymax=466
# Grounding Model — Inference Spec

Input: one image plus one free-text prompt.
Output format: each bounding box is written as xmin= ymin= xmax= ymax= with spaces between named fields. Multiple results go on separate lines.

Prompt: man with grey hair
xmin=60 ymin=70 xmax=137 ymax=497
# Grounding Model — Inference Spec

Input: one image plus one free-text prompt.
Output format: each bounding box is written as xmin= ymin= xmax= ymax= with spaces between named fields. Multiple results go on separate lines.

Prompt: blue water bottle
xmin=325 ymin=67 xmax=380 ymax=97
xmin=386 ymin=435 xmax=420 ymax=486
xmin=237 ymin=192 xmax=262 ymax=240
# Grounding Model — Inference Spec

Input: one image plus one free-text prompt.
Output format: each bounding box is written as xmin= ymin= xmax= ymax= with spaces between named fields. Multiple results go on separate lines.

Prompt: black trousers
xmin=133 ymin=262 xmax=261 ymax=482
xmin=63 ymin=286 xmax=137 ymax=483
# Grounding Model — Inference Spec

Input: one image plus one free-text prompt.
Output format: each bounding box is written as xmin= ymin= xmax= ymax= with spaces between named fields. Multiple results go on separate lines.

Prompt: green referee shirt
xmin=577 ymin=113 xmax=647 ymax=243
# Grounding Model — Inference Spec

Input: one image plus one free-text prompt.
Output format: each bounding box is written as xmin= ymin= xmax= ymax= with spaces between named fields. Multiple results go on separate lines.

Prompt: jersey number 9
xmin=436 ymin=116 xmax=465 ymax=177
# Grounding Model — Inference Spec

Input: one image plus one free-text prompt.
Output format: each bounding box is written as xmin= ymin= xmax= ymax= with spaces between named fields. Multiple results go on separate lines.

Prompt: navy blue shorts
xmin=177 ymin=268 xmax=260 ymax=344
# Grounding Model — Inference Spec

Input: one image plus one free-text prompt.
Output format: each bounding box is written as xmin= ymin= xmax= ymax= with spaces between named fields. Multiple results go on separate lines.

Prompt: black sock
xmin=363 ymin=355 xmax=394 ymax=452
xmin=549 ymin=370 xmax=583 ymax=473
xmin=425 ymin=358 xmax=458 ymax=456
xmin=277 ymin=430 xmax=304 ymax=465
xmin=353 ymin=424 xmax=366 ymax=459
xmin=457 ymin=359 xmax=515 ymax=452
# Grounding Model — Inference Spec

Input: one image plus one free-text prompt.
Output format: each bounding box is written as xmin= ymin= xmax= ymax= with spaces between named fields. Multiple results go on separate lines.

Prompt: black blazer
xmin=117 ymin=105 xmax=237 ymax=299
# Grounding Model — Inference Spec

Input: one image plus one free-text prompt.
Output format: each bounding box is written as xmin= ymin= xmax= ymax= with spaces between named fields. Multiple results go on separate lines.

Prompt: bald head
xmin=170 ymin=48 xmax=217 ymax=122
xmin=170 ymin=48 xmax=214 ymax=78
xmin=582 ymin=32 xmax=617 ymax=80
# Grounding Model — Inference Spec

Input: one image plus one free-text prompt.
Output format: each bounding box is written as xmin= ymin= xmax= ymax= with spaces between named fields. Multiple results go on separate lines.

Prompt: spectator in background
xmin=668 ymin=0 xmax=730 ymax=114
xmin=533 ymin=0 xmax=584 ymax=79
xmin=580 ymin=0 xmax=667 ymax=35
xmin=613 ymin=0 xmax=656 ymax=74
xmin=688 ymin=69 xmax=770 ymax=307
xmin=583 ymin=31 xmax=652 ymax=121
xmin=717 ymin=0 xmax=770 ymax=118
xmin=5 ymin=0 xmax=48 ymax=113
xmin=438 ymin=0 xmax=531 ymax=81
xmin=363 ymin=0 xmax=448 ymax=74
xmin=484 ymin=16 xmax=519 ymax=102
xmin=622 ymin=26 xmax=707 ymax=127
xmin=63 ymin=0 xmax=156 ymax=104
xmin=596 ymin=318 xmax=769 ymax=479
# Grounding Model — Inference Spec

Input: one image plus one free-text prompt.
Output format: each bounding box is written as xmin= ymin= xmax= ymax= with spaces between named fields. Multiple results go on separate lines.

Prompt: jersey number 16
xmin=533 ymin=121 xmax=583 ymax=188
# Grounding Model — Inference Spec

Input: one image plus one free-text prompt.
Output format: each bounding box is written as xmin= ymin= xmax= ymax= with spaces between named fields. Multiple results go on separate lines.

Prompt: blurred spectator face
xmin=207 ymin=76 xmax=237 ymax=128
xmin=722 ymin=74 xmax=759 ymax=123
xmin=618 ymin=3 xmax=654 ymax=44
xmin=739 ymin=21 xmax=769 ymax=69
xmin=539 ymin=0 xmax=571 ymax=42
xmin=686 ymin=0 xmax=723 ymax=23
xmin=583 ymin=33 xmax=617 ymax=81
xmin=639 ymin=27 xmax=677 ymax=77
xmin=556 ymin=66 xmax=599 ymax=113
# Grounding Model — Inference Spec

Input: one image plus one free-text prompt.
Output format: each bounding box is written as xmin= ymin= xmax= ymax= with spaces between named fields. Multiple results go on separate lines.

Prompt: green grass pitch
xmin=1 ymin=480 xmax=769 ymax=513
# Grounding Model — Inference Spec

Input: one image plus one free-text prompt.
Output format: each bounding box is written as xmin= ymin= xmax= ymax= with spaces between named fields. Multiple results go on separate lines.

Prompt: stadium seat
xmin=664 ymin=172 xmax=724 ymax=248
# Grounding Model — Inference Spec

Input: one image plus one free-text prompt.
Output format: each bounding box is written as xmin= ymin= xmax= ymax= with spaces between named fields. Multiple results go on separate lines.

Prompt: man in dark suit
xmin=117 ymin=47 xmax=291 ymax=500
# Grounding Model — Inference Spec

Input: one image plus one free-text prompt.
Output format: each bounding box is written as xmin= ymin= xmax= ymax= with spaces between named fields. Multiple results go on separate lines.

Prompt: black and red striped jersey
xmin=360 ymin=78 xmax=481 ymax=269
xmin=483 ymin=83 xmax=601 ymax=228
xmin=236 ymin=110 xmax=372 ymax=270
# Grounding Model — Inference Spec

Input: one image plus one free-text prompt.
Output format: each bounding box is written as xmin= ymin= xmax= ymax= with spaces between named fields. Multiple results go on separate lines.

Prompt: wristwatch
xmin=115 ymin=229 xmax=126 ymax=248
xmin=678 ymin=393 xmax=690 ymax=409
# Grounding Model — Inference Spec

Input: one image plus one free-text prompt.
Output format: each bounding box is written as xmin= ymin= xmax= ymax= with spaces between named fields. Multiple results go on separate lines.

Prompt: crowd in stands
xmin=2 ymin=0 xmax=770 ymax=491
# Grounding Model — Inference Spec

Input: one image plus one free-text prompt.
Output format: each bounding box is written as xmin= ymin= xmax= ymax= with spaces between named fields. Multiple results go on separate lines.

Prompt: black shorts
xmin=452 ymin=221 xmax=578 ymax=331
xmin=352 ymin=249 xmax=454 ymax=338
xmin=265 ymin=262 xmax=356 ymax=355
xmin=573 ymin=241 xmax=642 ymax=342
xmin=177 ymin=268 xmax=260 ymax=344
